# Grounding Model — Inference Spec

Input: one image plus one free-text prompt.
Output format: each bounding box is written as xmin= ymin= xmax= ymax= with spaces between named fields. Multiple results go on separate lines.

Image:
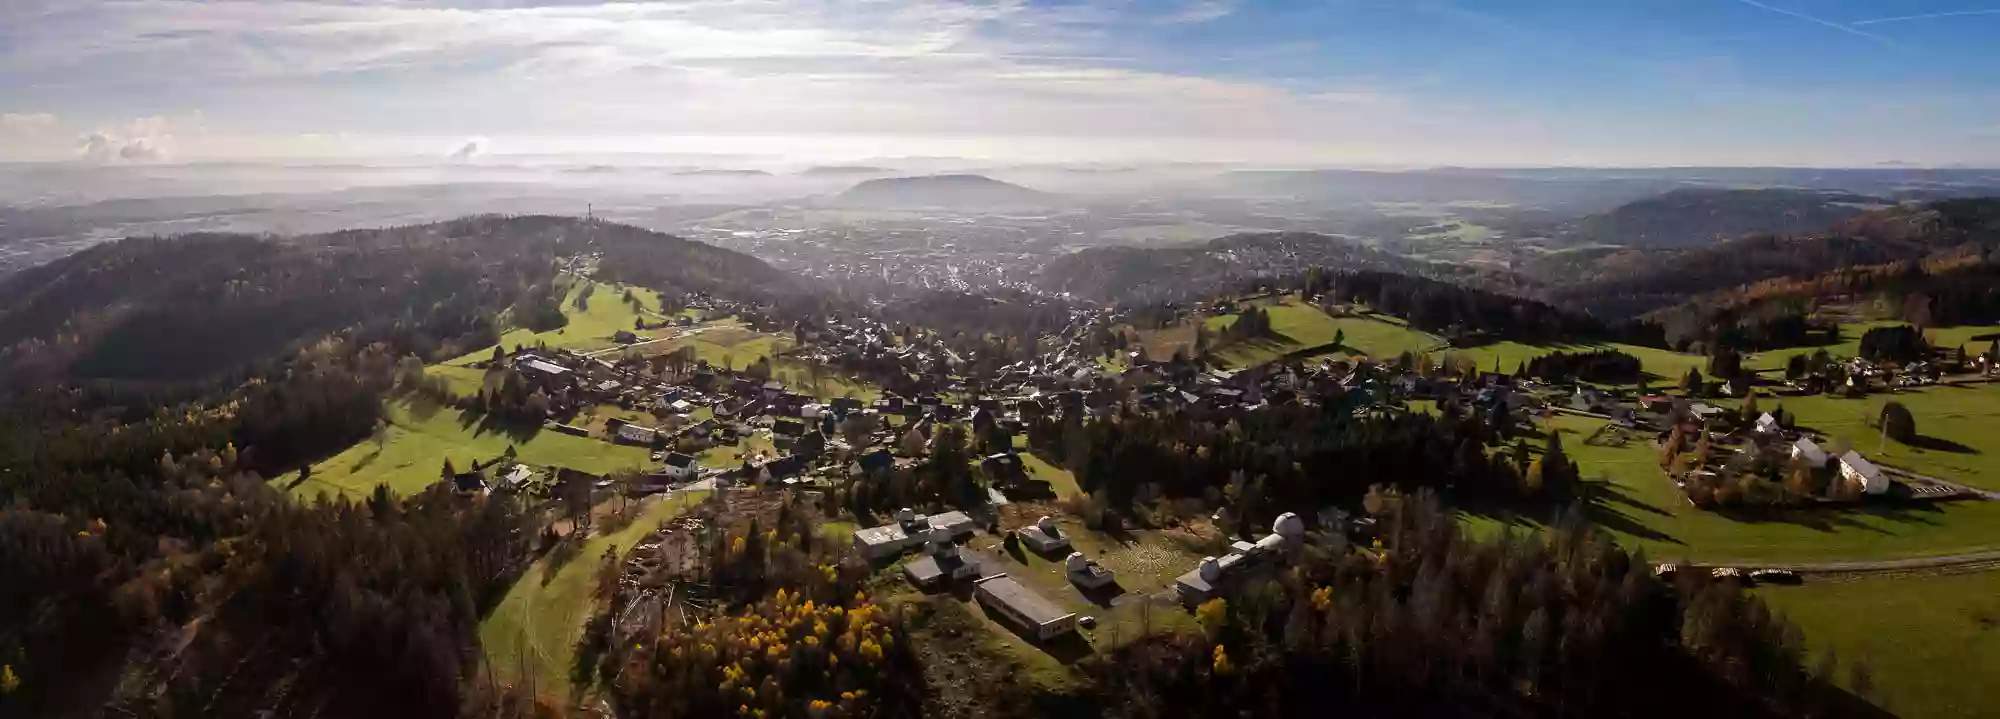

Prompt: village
xmin=417 ymin=281 xmax=2000 ymax=672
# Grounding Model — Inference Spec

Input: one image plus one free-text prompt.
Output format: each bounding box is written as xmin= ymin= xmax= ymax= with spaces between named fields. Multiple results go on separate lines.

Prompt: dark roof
xmin=664 ymin=452 xmax=696 ymax=468
xmin=765 ymin=454 xmax=805 ymax=477
xmin=858 ymin=449 xmax=894 ymax=472
xmin=452 ymin=472 xmax=486 ymax=492
xmin=772 ymin=419 xmax=806 ymax=437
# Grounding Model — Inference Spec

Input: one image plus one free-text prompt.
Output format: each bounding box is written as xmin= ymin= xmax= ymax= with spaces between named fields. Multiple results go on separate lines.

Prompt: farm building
xmin=1790 ymin=438 xmax=1830 ymax=468
xmin=1838 ymin=451 xmax=1890 ymax=495
xmin=974 ymin=574 xmax=1077 ymax=640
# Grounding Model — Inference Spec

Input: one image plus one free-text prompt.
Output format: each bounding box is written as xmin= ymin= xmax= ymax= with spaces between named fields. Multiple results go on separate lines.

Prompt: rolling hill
xmin=0 ymin=215 xmax=796 ymax=384
xmin=1545 ymin=198 xmax=2000 ymax=318
xmin=1557 ymin=187 xmax=1886 ymax=249
xmin=833 ymin=174 xmax=1051 ymax=209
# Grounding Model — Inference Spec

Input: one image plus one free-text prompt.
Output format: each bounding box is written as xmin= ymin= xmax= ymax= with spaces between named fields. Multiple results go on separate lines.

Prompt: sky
xmin=2 ymin=0 xmax=1999 ymax=166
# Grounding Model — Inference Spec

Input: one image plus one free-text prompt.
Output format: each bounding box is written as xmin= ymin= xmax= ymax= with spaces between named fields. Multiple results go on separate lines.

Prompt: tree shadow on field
xmin=1904 ymin=434 xmax=1978 ymax=454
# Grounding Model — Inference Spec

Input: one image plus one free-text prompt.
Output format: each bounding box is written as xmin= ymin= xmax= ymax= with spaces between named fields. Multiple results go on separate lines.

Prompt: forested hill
xmin=0 ymin=215 xmax=795 ymax=387
xmin=1558 ymin=187 xmax=1884 ymax=249
xmin=833 ymin=173 xmax=1051 ymax=209
xmin=1039 ymin=231 xmax=1452 ymax=303
xmin=1544 ymin=198 xmax=2000 ymax=319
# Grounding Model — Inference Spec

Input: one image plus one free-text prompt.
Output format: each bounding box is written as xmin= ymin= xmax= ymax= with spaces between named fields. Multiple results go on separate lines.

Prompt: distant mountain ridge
xmin=833 ymin=174 xmax=1051 ymax=209
xmin=800 ymin=165 xmax=893 ymax=176
xmin=1556 ymin=187 xmax=1885 ymax=249
xmin=1546 ymin=198 xmax=2000 ymax=318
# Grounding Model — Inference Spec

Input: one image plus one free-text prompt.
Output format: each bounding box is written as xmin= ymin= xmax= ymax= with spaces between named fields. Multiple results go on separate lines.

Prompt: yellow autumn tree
xmin=1196 ymin=598 xmax=1228 ymax=640
xmin=1211 ymin=644 xmax=1233 ymax=675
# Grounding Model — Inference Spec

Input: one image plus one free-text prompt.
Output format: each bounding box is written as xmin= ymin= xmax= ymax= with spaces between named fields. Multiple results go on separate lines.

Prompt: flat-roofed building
xmin=853 ymin=508 xmax=977 ymax=560
xmin=974 ymin=574 xmax=1077 ymax=640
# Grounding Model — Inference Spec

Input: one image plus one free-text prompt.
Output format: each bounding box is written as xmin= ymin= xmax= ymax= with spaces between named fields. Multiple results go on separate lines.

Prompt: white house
xmin=659 ymin=452 xmax=700 ymax=481
xmin=1754 ymin=412 xmax=1780 ymax=435
xmin=616 ymin=423 xmax=659 ymax=445
xmin=1790 ymin=438 xmax=1830 ymax=468
xmin=1838 ymin=451 xmax=1890 ymax=495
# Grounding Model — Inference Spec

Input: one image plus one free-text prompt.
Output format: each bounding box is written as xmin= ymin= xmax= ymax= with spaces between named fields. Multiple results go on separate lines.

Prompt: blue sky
xmin=2 ymin=0 xmax=1998 ymax=165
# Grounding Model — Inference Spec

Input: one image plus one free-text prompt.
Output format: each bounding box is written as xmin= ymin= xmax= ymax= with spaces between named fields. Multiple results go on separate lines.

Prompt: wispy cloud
xmin=1732 ymin=0 xmax=1898 ymax=47
xmin=1852 ymin=8 xmax=2000 ymax=25
xmin=1162 ymin=0 xmax=1239 ymax=25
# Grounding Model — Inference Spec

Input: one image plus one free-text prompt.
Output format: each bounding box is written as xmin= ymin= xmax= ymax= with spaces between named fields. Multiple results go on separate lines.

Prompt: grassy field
xmin=696 ymin=432 xmax=776 ymax=471
xmin=1748 ymin=321 xmax=2000 ymax=372
xmin=479 ymin=491 xmax=709 ymax=696
xmin=1756 ymin=570 xmax=2000 ymax=719
xmin=1201 ymin=299 xmax=1440 ymax=367
xmin=1020 ymin=452 xmax=1082 ymax=498
xmin=771 ymin=358 xmax=883 ymax=401
xmin=426 ymin=279 xmax=676 ymax=396
xmin=1719 ymin=383 xmax=2000 ymax=492
xmin=1449 ymin=341 xmax=1708 ymax=387
xmin=1460 ymin=414 xmax=2000 ymax=565
xmin=289 ymin=398 xmax=649 ymax=499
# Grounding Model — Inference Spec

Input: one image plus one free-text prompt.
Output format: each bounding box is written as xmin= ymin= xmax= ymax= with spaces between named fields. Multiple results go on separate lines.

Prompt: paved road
xmin=581 ymin=326 xmax=711 ymax=358
xmin=1714 ymin=548 xmax=2000 ymax=579
xmin=1876 ymin=464 xmax=2000 ymax=501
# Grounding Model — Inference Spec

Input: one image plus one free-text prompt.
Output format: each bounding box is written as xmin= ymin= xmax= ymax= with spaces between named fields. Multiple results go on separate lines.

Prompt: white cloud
xmin=0 ymin=0 xmax=1382 ymax=156
xmin=76 ymin=116 xmax=178 ymax=162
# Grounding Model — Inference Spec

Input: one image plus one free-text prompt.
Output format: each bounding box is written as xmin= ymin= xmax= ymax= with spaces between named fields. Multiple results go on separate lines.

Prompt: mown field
xmin=290 ymin=397 xmax=649 ymax=499
xmin=1460 ymin=414 xmax=2000 ymax=565
xmin=1733 ymin=383 xmax=2000 ymax=492
xmin=1193 ymin=298 xmax=1441 ymax=368
xmin=1756 ymin=570 xmax=2000 ymax=719
xmin=1747 ymin=321 xmax=2000 ymax=372
xmin=1449 ymin=341 xmax=1708 ymax=387
xmin=429 ymin=279 xmax=670 ymax=395
xmin=480 ymin=491 xmax=709 ymax=695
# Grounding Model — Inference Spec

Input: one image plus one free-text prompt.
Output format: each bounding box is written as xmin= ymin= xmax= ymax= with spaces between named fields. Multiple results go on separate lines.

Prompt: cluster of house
xmin=1788 ymin=437 xmax=1891 ymax=496
xmin=1664 ymin=407 xmax=1898 ymax=500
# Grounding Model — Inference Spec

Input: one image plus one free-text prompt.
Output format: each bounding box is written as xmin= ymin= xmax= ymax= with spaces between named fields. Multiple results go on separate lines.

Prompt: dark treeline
xmin=1857 ymin=325 xmax=1929 ymax=363
xmin=1089 ymin=492 xmax=1860 ymax=718
xmin=1522 ymin=349 xmax=1644 ymax=383
xmin=1 ymin=428 xmax=533 ymax=718
xmin=1025 ymin=394 xmax=1583 ymax=529
xmin=1298 ymin=268 xmax=1619 ymax=345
